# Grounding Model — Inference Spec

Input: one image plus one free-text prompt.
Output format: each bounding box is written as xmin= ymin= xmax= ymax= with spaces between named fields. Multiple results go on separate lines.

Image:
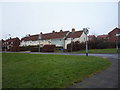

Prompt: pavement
xmin=2 ymin=51 xmax=119 ymax=88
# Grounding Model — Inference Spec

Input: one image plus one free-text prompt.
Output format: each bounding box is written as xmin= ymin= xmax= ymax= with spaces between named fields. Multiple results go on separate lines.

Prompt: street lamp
xmin=83 ymin=28 xmax=89 ymax=56
xmin=38 ymin=33 xmax=42 ymax=52
xmin=5 ymin=34 xmax=11 ymax=52
xmin=116 ymin=33 xmax=120 ymax=53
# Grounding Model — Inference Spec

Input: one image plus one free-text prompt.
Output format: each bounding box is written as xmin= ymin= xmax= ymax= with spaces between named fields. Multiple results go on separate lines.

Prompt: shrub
xmin=67 ymin=42 xmax=85 ymax=52
xmin=42 ymin=44 xmax=56 ymax=52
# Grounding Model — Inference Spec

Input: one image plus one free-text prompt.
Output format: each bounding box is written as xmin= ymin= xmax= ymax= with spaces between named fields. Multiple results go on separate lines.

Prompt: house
xmin=97 ymin=34 xmax=108 ymax=41
xmin=64 ymin=28 xmax=87 ymax=49
xmin=41 ymin=30 xmax=69 ymax=48
xmin=20 ymin=30 xmax=69 ymax=48
xmin=20 ymin=34 xmax=49 ymax=47
xmin=108 ymin=27 xmax=120 ymax=42
xmin=88 ymin=35 xmax=96 ymax=41
xmin=20 ymin=28 xmax=86 ymax=50
xmin=0 ymin=39 xmax=5 ymax=51
xmin=3 ymin=37 xmax=20 ymax=52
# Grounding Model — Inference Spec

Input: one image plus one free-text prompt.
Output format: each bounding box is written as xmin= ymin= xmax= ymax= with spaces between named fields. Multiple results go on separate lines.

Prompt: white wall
xmin=64 ymin=32 xmax=87 ymax=49
xmin=20 ymin=39 xmax=51 ymax=47
xmin=51 ymin=39 xmax=64 ymax=47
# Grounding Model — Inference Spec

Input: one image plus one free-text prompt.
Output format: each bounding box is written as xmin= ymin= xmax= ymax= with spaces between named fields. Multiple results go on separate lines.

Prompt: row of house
xmin=0 ymin=27 xmax=120 ymax=52
xmin=20 ymin=28 xmax=87 ymax=49
xmin=88 ymin=27 xmax=120 ymax=42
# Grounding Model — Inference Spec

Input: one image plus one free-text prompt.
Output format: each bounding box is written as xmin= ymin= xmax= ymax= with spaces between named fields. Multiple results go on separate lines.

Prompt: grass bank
xmin=69 ymin=48 xmax=117 ymax=54
xmin=2 ymin=53 xmax=111 ymax=88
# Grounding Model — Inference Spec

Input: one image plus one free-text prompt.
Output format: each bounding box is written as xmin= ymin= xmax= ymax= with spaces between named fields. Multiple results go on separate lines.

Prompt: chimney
xmin=40 ymin=32 xmax=42 ymax=34
xmin=60 ymin=30 xmax=63 ymax=32
xmin=72 ymin=28 xmax=75 ymax=32
xmin=52 ymin=30 xmax=55 ymax=33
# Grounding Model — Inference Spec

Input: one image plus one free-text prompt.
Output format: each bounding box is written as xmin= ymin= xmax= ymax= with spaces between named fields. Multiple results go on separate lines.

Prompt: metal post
xmin=116 ymin=33 xmax=120 ymax=53
xmin=83 ymin=28 xmax=89 ymax=56
xmin=38 ymin=33 xmax=42 ymax=52
xmin=39 ymin=40 xmax=40 ymax=52
xmin=71 ymin=38 xmax=73 ymax=52
xmin=86 ymin=34 xmax=88 ymax=56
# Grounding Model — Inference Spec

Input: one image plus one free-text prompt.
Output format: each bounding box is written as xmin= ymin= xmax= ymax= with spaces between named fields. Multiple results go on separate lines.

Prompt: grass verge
xmin=70 ymin=48 xmax=117 ymax=54
xmin=2 ymin=53 xmax=111 ymax=88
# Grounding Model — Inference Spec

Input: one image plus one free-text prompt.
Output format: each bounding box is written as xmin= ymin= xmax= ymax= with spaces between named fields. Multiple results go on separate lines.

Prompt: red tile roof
xmin=66 ymin=30 xmax=83 ymax=38
xmin=6 ymin=37 xmax=20 ymax=42
xmin=21 ymin=31 xmax=69 ymax=41
xmin=21 ymin=34 xmax=39 ymax=41
xmin=97 ymin=35 xmax=108 ymax=38
xmin=42 ymin=31 xmax=69 ymax=40
xmin=88 ymin=35 xmax=96 ymax=38
xmin=108 ymin=27 xmax=120 ymax=35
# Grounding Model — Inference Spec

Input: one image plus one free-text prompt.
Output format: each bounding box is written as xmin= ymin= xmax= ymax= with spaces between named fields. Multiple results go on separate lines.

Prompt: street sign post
xmin=83 ymin=28 xmax=89 ymax=56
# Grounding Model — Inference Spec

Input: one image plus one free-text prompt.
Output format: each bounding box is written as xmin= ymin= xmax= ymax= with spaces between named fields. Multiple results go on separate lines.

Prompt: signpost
xmin=83 ymin=28 xmax=89 ymax=56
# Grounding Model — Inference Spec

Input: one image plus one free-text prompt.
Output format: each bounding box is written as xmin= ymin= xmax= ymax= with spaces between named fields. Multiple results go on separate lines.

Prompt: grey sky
xmin=1 ymin=1 xmax=118 ymax=39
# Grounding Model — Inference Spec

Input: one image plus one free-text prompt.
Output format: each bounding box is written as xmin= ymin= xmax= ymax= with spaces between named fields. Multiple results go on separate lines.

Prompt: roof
xmin=97 ymin=35 xmax=108 ymax=38
xmin=108 ymin=27 xmax=120 ymax=35
xmin=42 ymin=31 xmax=69 ymax=40
xmin=66 ymin=30 xmax=83 ymax=38
xmin=88 ymin=35 xmax=96 ymax=38
xmin=21 ymin=34 xmax=39 ymax=41
xmin=6 ymin=37 xmax=20 ymax=42
xmin=21 ymin=31 xmax=69 ymax=41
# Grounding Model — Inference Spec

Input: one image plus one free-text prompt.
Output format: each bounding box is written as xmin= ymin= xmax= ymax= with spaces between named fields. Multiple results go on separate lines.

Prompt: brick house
xmin=0 ymin=39 xmax=5 ymax=51
xmin=97 ymin=35 xmax=108 ymax=41
xmin=108 ymin=27 xmax=120 ymax=42
xmin=88 ymin=35 xmax=96 ymax=41
xmin=3 ymin=37 xmax=20 ymax=52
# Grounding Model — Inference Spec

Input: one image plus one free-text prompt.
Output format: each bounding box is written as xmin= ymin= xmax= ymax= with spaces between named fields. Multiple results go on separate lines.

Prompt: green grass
xmin=71 ymin=48 xmax=117 ymax=54
xmin=2 ymin=53 xmax=111 ymax=88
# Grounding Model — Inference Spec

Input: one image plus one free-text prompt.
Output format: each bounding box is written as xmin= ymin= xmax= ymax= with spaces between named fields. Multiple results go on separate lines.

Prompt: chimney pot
xmin=60 ymin=30 xmax=63 ymax=32
xmin=52 ymin=30 xmax=55 ymax=33
xmin=72 ymin=28 xmax=75 ymax=32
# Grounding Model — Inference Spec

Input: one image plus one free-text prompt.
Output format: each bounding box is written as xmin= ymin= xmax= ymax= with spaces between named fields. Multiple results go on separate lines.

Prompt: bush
xmin=19 ymin=46 xmax=29 ymax=51
xmin=67 ymin=39 xmax=120 ymax=52
xmin=67 ymin=42 xmax=85 ymax=52
xmin=42 ymin=44 xmax=56 ymax=52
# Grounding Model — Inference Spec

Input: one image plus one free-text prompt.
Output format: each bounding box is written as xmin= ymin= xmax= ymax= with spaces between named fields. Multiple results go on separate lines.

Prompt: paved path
xmin=2 ymin=52 xmax=119 ymax=88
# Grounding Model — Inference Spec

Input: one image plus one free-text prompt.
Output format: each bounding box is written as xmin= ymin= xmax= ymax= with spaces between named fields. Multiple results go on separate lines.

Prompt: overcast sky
xmin=0 ymin=0 xmax=119 ymax=39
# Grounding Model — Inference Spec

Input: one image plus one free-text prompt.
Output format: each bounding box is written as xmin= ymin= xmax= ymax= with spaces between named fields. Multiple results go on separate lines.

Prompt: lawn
xmin=2 ymin=53 xmax=111 ymax=88
xmin=71 ymin=48 xmax=117 ymax=54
